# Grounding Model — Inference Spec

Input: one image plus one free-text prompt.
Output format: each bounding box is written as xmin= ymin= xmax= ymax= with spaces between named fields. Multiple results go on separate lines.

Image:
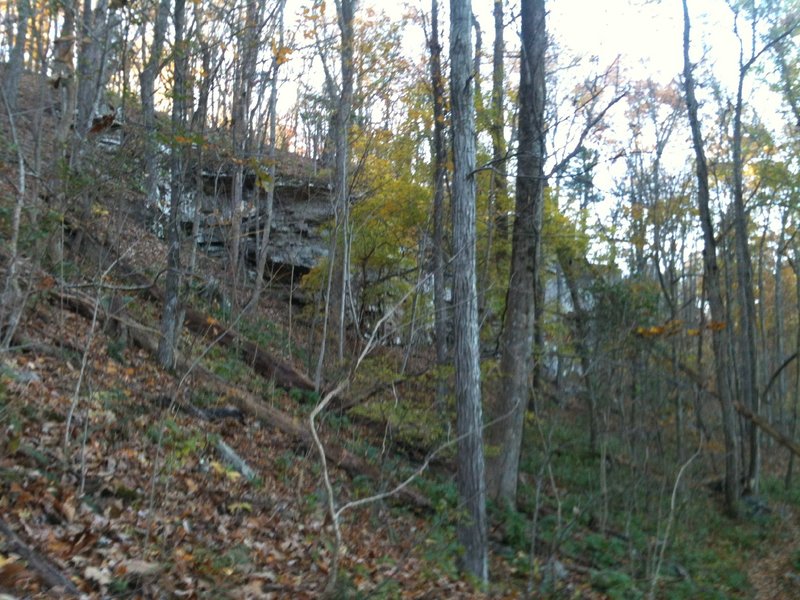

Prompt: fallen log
xmin=54 ymin=290 xmax=432 ymax=510
xmin=216 ymin=439 xmax=258 ymax=481
xmin=0 ymin=518 xmax=80 ymax=596
xmin=195 ymin=369 xmax=432 ymax=509
xmin=179 ymin=305 xmax=314 ymax=392
xmin=55 ymin=266 xmax=314 ymax=393
xmin=734 ymin=402 xmax=800 ymax=459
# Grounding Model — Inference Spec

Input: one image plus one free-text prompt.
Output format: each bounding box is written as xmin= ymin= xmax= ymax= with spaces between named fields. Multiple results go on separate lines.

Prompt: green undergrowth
xmin=480 ymin=412 xmax=800 ymax=599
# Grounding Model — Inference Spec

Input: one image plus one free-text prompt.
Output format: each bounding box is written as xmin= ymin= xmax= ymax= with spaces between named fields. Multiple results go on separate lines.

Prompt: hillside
xmin=3 ymin=3 xmax=800 ymax=596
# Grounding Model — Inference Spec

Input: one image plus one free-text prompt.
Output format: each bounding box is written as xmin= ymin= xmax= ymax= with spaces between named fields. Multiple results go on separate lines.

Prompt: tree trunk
xmin=682 ymin=0 xmax=740 ymax=516
xmin=489 ymin=0 xmax=507 ymax=252
xmin=140 ymin=0 xmax=171 ymax=212
xmin=229 ymin=0 xmax=263 ymax=294
xmin=158 ymin=0 xmax=186 ymax=369
xmin=558 ymin=252 xmax=599 ymax=451
xmin=775 ymin=210 xmax=788 ymax=430
xmin=3 ymin=0 xmax=31 ymax=114
xmin=75 ymin=0 xmax=110 ymax=141
xmin=485 ymin=0 xmax=546 ymax=508
xmin=429 ymin=0 xmax=449 ymax=407
xmin=251 ymin=0 xmax=287 ymax=307
xmin=333 ymin=0 xmax=355 ymax=362
xmin=450 ymin=0 xmax=488 ymax=583
xmin=54 ymin=0 xmax=77 ymax=151
xmin=731 ymin=37 xmax=761 ymax=493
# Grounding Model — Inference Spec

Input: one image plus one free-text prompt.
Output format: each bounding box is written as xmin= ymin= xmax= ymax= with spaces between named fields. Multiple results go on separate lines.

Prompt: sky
xmin=276 ymin=0 xmax=788 ymax=267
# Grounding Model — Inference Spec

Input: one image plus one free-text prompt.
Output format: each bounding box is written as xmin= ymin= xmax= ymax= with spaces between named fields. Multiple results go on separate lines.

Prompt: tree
xmin=140 ymin=0 xmax=172 ymax=212
xmin=229 ymin=0 xmax=266 ymax=292
xmin=485 ymin=0 xmax=546 ymax=507
xmin=728 ymin=3 xmax=798 ymax=492
xmin=251 ymin=0 xmax=288 ymax=307
xmin=450 ymin=0 xmax=488 ymax=582
xmin=3 ymin=0 xmax=31 ymax=114
xmin=682 ymin=0 xmax=740 ymax=516
xmin=333 ymin=0 xmax=356 ymax=361
xmin=158 ymin=0 xmax=187 ymax=369
xmin=428 ymin=0 xmax=449 ymax=406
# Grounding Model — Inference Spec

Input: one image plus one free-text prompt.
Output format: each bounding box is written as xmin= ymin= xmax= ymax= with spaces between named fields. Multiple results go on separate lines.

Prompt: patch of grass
xmin=147 ymin=418 xmax=208 ymax=466
xmin=590 ymin=568 xmax=642 ymax=599
xmin=290 ymin=387 xmax=319 ymax=407
xmin=205 ymin=345 xmax=249 ymax=383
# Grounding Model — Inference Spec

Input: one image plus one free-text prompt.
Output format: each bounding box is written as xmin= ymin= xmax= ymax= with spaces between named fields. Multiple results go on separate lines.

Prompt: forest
xmin=2 ymin=0 xmax=800 ymax=597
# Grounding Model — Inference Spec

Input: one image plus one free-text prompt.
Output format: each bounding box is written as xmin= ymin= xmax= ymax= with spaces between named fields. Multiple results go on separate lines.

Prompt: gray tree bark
xmin=334 ymin=0 xmax=356 ymax=362
xmin=429 ymin=0 xmax=449 ymax=406
xmin=75 ymin=0 xmax=110 ymax=140
xmin=251 ymin=0 xmax=287 ymax=307
xmin=140 ymin=0 xmax=172 ymax=212
xmin=158 ymin=0 xmax=186 ymax=369
xmin=229 ymin=0 xmax=264 ymax=291
xmin=488 ymin=0 xmax=507 ymax=254
xmin=450 ymin=0 xmax=488 ymax=583
xmin=485 ymin=0 xmax=546 ymax=508
xmin=3 ymin=0 xmax=31 ymax=114
xmin=54 ymin=1 xmax=77 ymax=151
xmin=682 ymin=0 xmax=740 ymax=516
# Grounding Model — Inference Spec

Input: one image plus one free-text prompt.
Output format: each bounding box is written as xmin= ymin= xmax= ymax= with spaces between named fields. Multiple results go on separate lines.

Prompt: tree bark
xmin=140 ymin=0 xmax=171 ymax=212
xmin=485 ymin=0 xmax=546 ymax=508
xmin=158 ymin=0 xmax=186 ymax=369
xmin=731 ymin=23 xmax=762 ymax=493
xmin=333 ymin=0 xmax=356 ymax=362
xmin=251 ymin=0 xmax=287 ymax=307
xmin=450 ymin=0 xmax=488 ymax=583
xmin=682 ymin=0 xmax=740 ymax=516
xmin=490 ymin=0 xmax=506 ymax=243
xmin=3 ymin=0 xmax=31 ymax=114
xmin=54 ymin=0 xmax=77 ymax=151
xmin=229 ymin=0 xmax=264 ymax=292
xmin=429 ymin=0 xmax=449 ymax=407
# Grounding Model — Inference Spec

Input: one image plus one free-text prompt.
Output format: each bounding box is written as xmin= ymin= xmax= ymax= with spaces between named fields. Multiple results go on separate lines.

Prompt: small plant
xmin=590 ymin=568 xmax=641 ymax=599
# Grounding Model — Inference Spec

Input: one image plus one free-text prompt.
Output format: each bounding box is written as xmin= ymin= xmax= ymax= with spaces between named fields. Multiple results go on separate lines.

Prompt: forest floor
xmin=747 ymin=500 xmax=800 ymax=598
xmin=2 ymin=72 xmax=800 ymax=598
xmin=0 ymin=242 xmax=487 ymax=597
xmin=3 ymin=203 xmax=800 ymax=599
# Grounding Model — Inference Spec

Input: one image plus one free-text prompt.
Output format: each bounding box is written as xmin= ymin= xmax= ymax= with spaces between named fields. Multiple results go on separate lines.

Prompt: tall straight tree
xmin=485 ymin=0 xmax=546 ymax=507
xmin=729 ymin=5 xmax=797 ymax=491
xmin=682 ymin=0 xmax=740 ymax=516
xmin=730 ymin=12 xmax=761 ymax=492
xmin=428 ymin=0 xmax=448 ymax=406
xmin=334 ymin=0 xmax=355 ymax=361
xmin=450 ymin=0 xmax=488 ymax=583
xmin=229 ymin=0 xmax=265 ymax=289
xmin=3 ymin=0 xmax=31 ymax=114
xmin=251 ymin=0 xmax=287 ymax=307
xmin=140 ymin=0 xmax=172 ymax=211
xmin=158 ymin=0 xmax=186 ymax=369
xmin=488 ymin=0 xmax=506 ymax=247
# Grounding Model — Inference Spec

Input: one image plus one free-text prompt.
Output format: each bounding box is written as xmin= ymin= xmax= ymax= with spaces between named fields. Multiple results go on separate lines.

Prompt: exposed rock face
xmin=179 ymin=160 xmax=334 ymax=277
xmin=241 ymin=180 xmax=331 ymax=274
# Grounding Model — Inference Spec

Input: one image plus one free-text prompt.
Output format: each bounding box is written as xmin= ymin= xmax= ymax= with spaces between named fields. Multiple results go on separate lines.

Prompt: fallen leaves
xmin=0 ymin=277 xmax=499 ymax=600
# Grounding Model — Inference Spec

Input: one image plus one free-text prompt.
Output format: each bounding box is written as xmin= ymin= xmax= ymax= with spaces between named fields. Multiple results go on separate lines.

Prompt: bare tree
xmin=230 ymin=0 xmax=266 ymax=292
xmin=682 ymin=0 xmax=740 ymax=516
xmin=333 ymin=0 xmax=356 ymax=361
xmin=158 ymin=0 xmax=187 ymax=369
xmin=251 ymin=0 xmax=288 ymax=307
xmin=428 ymin=0 xmax=449 ymax=406
xmin=485 ymin=0 xmax=546 ymax=507
xmin=450 ymin=0 xmax=488 ymax=582
xmin=3 ymin=0 xmax=31 ymax=114
xmin=140 ymin=0 xmax=172 ymax=212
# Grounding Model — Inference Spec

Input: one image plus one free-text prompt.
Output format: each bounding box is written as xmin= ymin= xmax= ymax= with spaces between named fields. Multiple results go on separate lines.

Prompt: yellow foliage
xmin=271 ymin=41 xmax=293 ymax=66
